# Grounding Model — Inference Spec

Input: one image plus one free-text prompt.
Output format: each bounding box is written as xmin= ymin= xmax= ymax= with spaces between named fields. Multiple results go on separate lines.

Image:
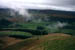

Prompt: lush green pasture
xmin=1 ymin=21 xmax=75 ymax=35
xmin=61 ymin=29 xmax=75 ymax=35
xmin=18 ymin=22 xmax=52 ymax=30
xmin=5 ymin=37 xmax=38 ymax=50
xmin=18 ymin=22 xmax=75 ymax=35
xmin=5 ymin=34 xmax=75 ymax=50
xmin=0 ymin=31 xmax=32 ymax=37
xmin=38 ymin=37 xmax=75 ymax=50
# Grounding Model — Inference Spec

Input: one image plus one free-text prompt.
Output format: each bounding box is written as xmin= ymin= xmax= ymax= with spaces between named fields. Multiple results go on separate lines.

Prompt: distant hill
xmin=28 ymin=9 xmax=75 ymax=22
xmin=0 ymin=8 xmax=11 ymax=18
xmin=0 ymin=8 xmax=75 ymax=22
xmin=28 ymin=9 xmax=75 ymax=18
xmin=0 ymin=8 xmax=26 ymax=22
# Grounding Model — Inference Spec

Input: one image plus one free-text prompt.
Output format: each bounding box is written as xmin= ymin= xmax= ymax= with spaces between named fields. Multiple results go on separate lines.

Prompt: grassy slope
xmin=0 ymin=31 xmax=32 ymax=36
xmin=18 ymin=22 xmax=75 ymax=34
xmin=31 ymin=34 xmax=75 ymax=50
xmin=5 ymin=33 xmax=75 ymax=50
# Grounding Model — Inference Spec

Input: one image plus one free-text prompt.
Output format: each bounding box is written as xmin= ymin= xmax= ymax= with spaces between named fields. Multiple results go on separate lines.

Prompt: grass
xmin=18 ymin=22 xmax=52 ymax=30
xmin=61 ymin=29 xmax=75 ymax=35
xmin=17 ymin=22 xmax=75 ymax=34
xmin=30 ymin=34 xmax=75 ymax=50
xmin=4 ymin=33 xmax=75 ymax=50
xmin=0 ymin=31 xmax=32 ymax=37
xmin=5 ymin=37 xmax=38 ymax=50
xmin=40 ymin=37 xmax=75 ymax=50
xmin=0 ymin=22 xmax=75 ymax=50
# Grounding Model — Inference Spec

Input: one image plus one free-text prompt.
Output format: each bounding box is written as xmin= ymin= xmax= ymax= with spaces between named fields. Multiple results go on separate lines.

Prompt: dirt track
xmin=20 ymin=33 xmax=71 ymax=50
xmin=2 ymin=33 xmax=71 ymax=50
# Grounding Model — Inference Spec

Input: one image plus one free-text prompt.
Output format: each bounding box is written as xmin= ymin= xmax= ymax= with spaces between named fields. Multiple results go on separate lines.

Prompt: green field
xmin=16 ymin=22 xmax=75 ymax=34
xmin=0 ymin=31 xmax=32 ymax=37
xmin=0 ymin=19 xmax=75 ymax=50
xmin=4 ymin=33 xmax=75 ymax=50
xmin=0 ymin=8 xmax=75 ymax=50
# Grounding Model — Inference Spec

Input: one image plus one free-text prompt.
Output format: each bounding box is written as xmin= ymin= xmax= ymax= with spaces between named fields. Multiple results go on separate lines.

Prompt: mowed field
xmin=3 ymin=33 xmax=75 ymax=50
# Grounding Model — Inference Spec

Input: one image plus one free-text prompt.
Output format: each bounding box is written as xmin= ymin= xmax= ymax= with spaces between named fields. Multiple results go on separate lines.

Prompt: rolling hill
xmin=0 ymin=8 xmax=75 ymax=22
xmin=28 ymin=9 xmax=75 ymax=22
xmin=4 ymin=33 xmax=75 ymax=50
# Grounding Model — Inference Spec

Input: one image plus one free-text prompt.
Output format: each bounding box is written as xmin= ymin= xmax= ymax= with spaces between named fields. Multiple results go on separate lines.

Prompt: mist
xmin=0 ymin=0 xmax=75 ymax=11
xmin=0 ymin=0 xmax=74 ymax=23
xmin=0 ymin=0 xmax=74 ymax=20
xmin=47 ymin=21 xmax=68 ymax=32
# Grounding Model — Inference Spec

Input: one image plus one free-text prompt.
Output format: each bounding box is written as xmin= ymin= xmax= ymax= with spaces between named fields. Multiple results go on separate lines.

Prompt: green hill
xmin=5 ymin=33 xmax=75 ymax=50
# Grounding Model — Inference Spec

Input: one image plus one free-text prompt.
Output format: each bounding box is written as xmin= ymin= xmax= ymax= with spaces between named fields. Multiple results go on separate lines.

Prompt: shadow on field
xmin=8 ymin=35 xmax=32 ymax=39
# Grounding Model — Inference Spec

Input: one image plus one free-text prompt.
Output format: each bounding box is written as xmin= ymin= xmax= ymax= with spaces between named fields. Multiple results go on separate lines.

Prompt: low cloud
xmin=0 ymin=0 xmax=75 ymax=11
xmin=47 ymin=21 xmax=68 ymax=32
xmin=0 ymin=0 xmax=75 ymax=21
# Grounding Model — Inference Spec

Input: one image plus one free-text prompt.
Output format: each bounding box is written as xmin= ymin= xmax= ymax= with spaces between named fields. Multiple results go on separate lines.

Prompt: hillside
xmin=28 ymin=9 xmax=75 ymax=22
xmin=5 ymin=33 xmax=75 ymax=50
xmin=0 ymin=8 xmax=75 ymax=35
xmin=0 ymin=8 xmax=75 ymax=23
xmin=28 ymin=9 xmax=75 ymax=18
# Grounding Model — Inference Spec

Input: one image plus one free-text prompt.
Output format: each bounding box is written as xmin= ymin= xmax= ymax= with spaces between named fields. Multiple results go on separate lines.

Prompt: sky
xmin=0 ymin=0 xmax=75 ymax=11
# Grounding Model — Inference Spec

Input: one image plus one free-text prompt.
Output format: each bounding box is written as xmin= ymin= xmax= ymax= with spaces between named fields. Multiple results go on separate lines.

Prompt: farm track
xmin=20 ymin=33 xmax=71 ymax=50
xmin=2 ymin=37 xmax=23 ymax=48
xmin=3 ymin=33 xmax=72 ymax=50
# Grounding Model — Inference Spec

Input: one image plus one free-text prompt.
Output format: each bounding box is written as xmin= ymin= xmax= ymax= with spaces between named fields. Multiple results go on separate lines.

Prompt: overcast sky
xmin=0 ymin=0 xmax=75 ymax=11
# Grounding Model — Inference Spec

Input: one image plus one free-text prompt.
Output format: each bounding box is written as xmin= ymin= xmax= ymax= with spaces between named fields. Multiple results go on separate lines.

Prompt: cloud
xmin=0 ymin=0 xmax=75 ymax=11
xmin=47 ymin=21 xmax=68 ymax=32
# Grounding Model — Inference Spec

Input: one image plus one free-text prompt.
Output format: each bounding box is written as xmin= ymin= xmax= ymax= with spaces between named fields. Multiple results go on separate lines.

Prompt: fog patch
xmin=46 ymin=21 xmax=68 ymax=32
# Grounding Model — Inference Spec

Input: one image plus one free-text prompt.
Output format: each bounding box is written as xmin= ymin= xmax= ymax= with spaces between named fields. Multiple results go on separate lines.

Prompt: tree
xmin=0 ymin=19 xmax=13 ymax=28
xmin=37 ymin=26 xmax=45 ymax=31
xmin=36 ymin=26 xmax=48 ymax=35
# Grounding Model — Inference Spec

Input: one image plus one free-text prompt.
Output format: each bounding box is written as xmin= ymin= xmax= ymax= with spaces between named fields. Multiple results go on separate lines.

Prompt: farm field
xmin=9 ymin=22 xmax=75 ymax=34
xmin=0 ymin=8 xmax=75 ymax=50
xmin=1 ymin=33 xmax=75 ymax=50
xmin=0 ymin=21 xmax=75 ymax=50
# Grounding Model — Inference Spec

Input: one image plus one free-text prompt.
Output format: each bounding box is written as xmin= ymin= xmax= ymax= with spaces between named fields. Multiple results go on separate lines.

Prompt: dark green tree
xmin=0 ymin=19 xmax=13 ymax=28
xmin=36 ymin=26 xmax=48 ymax=35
